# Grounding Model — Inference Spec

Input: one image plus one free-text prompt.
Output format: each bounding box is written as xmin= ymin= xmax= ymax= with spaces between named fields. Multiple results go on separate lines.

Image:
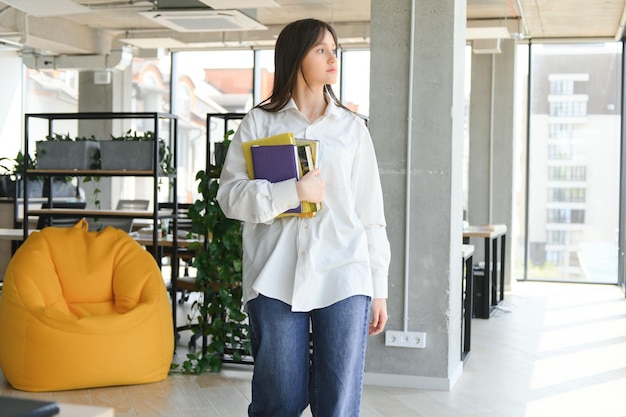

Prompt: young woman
xmin=217 ymin=18 xmax=391 ymax=417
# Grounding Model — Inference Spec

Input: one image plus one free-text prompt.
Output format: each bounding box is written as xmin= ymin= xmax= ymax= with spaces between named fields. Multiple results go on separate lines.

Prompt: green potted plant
xmin=0 ymin=156 xmax=12 ymax=173
xmin=172 ymin=129 xmax=250 ymax=374
xmin=0 ymin=156 xmax=16 ymax=197
xmin=0 ymin=151 xmax=82 ymax=200
xmin=0 ymin=152 xmax=44 ymax=198
xmin=100 ymin=129 xmax=174 ymax=173
xmin=36 ymin=132 xmax=100 ymax=170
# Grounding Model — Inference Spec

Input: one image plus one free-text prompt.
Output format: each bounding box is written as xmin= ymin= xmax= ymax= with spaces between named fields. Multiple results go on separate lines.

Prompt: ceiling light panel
xmin=2 ymin=0 xmax=90 ymax=16
xmin=198 ymin=0 xmax=280 ymax=8
xmin=139 ymin=10 xmax=268 ymax=32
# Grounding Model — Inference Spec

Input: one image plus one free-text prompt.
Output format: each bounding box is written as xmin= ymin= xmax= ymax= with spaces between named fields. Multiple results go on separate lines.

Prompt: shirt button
xmin=304 ymin=225 xmax=309 ymax=230
xmin=300 ymin=251 xmax=306 ymax=256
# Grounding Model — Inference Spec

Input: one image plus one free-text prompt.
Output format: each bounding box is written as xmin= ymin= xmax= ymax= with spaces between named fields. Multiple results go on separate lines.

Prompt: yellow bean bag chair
xmin=0 ymin=219 xmax=174 ymax=392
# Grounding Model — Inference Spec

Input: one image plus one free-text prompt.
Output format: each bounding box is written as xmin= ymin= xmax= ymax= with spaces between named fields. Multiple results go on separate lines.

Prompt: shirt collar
xmin=280 ymin=93 xmax=342 ymax=119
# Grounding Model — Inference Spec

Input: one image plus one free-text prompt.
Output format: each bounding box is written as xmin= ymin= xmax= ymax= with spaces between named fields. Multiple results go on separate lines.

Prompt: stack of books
xmin=243 ymin=132 xmax=321 ymax=218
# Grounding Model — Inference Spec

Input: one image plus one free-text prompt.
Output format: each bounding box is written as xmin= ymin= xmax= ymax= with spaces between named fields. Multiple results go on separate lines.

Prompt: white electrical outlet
xmin=385 ymin=330 xmax=426 ymax=348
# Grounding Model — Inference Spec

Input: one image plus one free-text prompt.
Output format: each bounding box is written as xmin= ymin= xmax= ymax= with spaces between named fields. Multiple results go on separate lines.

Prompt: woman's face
xmin=299 ymin=29 xmax=338 ymax=90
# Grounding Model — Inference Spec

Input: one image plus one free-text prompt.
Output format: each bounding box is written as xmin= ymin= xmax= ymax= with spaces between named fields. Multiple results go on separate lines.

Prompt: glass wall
xmin=174 ymin=50 xmax=254 ymax=202
xmin=524 ymin=42 xmax=622 ymax=283
xmin=341 ymin=50 xmax=370 ymax=116
xmin=130 ymin=51 xmax=255 ymax=203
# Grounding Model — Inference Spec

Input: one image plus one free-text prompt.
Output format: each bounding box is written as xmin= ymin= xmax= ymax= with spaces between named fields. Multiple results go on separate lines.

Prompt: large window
xmin=341 ymin=50 xmax=370 ymax=116
xmin=131 ymin=51 xmax=254 ymax=203
xmin=256 ymin=49 xmax=275 ymax=106
xmin=523 ymin=42 xmax=622 ymax=283
xmin=23 ymin=68 xmax=80 ymax=157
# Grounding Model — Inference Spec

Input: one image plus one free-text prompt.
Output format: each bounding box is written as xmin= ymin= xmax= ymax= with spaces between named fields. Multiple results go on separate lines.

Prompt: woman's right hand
xmin=296 ymin=168 xmax=325 ymax=203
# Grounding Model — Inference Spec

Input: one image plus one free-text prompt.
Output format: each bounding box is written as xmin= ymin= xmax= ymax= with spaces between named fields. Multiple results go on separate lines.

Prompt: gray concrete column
xmin=468 ymin=39 xmax=516 ymax=288
xmin=366 ymin=0 xmax=467 ymax=390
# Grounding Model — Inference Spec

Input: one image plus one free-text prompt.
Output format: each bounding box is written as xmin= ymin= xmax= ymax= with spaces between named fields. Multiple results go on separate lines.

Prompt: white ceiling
xmin=0 ymin=0 xmax=624 ymax=58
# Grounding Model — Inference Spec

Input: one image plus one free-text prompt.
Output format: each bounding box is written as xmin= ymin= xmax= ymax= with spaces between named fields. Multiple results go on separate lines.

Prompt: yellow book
xmin=297 ymin=143 xmax=321 ymax=215
xmin=297 ymin=139 xmax=321 ymax=215
xmin=295 ymin=138 xmax=319 ymax=169
xmin=242 ymin=132 xmax=296 ymax=179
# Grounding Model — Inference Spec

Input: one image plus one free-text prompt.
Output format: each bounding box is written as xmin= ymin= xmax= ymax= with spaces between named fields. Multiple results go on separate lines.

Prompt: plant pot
xmin=36 ymin=141 xmax=100 ymax=170
xmin=13 ymin=178 xmax=76 ymax=198
xmin=99 ymin=141 xmax=156 ymax=170
xmin=214 ymin=142 xmax=228 ymax=168
xmin=16 ymin=178 xmax=44 ymax=198
xmin=0 ymin=175 xmax=16 ymax=197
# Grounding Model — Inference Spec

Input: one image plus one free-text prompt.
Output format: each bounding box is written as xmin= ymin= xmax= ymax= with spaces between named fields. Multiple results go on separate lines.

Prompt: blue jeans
xmin=247 ymin=294 xmax=371 ymax=417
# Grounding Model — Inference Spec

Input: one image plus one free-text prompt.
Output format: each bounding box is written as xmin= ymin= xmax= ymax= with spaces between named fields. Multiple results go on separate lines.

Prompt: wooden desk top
xmin=58 ymin=402 xmax=114 ymax=417
xmin=462 ymin=224 xmax=507 ymax=239
xmin=0 ymin=228 xmax=35 ymax=241
xmin=0 ymin=228 xmax=200 ymax=248
xmin=462 ymin=244 xmax=474 ymax=259
xmin=26 ymin=209 xmax=171 ymax=219
xmin=133 ymin=235 xmax=200 ymax=248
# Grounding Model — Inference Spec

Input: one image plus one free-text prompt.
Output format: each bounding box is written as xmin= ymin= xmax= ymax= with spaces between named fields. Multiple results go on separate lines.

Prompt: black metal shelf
xmin=22 ymin=111 xmax=179 ymax=258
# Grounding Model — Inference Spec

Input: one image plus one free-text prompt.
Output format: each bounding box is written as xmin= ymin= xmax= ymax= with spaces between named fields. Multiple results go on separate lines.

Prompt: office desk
xmin=0 ymin=227 xmax=33 ymax=241
xmin=461 ymin=244 xmax=474 ymax=361
xmin=463 ymin=224 xmax=507 ymax=318
xmin=133 ymin=234 xmax=199 ymax=248
xmin=0 ymin=398 xmax=113 ymax=417
xmin=58 ymin=403 xmax=114 ymax=417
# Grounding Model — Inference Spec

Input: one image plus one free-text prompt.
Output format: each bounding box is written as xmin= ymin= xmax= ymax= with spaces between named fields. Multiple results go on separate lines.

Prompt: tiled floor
xmin=1 ymin=280 xmax=625 ymax=417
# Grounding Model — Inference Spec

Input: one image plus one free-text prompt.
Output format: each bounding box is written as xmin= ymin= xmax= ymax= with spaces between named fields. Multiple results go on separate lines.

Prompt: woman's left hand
xmin=369 ymin=298 xmax=388 ymax=336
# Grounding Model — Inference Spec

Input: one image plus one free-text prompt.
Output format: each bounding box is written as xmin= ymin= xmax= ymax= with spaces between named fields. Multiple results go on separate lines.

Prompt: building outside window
xmin=524 ymin=42 xmax=621 ymax=283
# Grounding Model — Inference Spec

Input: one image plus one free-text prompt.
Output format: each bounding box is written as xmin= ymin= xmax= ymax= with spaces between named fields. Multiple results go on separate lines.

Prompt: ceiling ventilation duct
xmin=0 ymin=0 xmax=90 ymax=17
xmin=466 ymin=19 xmax=521 ymax=54
xmin=472 ymin=38 xmax=502 ymax=54
xmin=22 ymin=46 xmax=133 ymax=71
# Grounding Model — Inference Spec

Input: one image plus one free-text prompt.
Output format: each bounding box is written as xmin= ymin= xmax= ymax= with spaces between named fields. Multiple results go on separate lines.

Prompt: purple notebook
xmin=251 ymin=144 xmax=302 ymax=213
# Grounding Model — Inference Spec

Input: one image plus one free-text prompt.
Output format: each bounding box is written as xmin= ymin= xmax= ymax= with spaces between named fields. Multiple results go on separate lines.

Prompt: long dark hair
xmin=257 ymin=18 xmax=346 ymax=112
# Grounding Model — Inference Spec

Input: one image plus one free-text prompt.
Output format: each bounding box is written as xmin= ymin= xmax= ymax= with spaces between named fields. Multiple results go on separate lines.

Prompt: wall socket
xmin=385 ymin=330 xmax=426 ymax=348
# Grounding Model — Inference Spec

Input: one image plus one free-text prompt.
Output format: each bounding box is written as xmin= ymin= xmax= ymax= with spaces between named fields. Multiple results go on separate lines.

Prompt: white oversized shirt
xmin=217 ymin=97 xmax=391 ymax=312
